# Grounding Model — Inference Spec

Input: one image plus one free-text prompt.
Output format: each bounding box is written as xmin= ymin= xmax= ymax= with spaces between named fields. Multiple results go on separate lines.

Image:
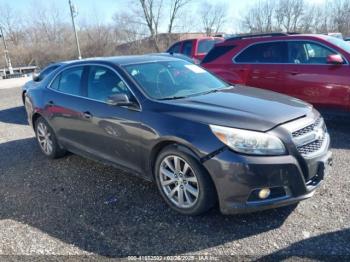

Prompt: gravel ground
xmin=0 ymin=86 xmax=349 ymax=260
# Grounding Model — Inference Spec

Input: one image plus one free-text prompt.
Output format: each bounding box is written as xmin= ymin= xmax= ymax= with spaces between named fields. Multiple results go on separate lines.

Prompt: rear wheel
xmin=35 ymin=117 xmax=66 ymax=159
xmin=154 ymin=146 xmax=216 ymax=215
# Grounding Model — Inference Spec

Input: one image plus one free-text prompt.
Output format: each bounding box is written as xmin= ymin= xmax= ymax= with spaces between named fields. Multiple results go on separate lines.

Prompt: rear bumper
xmin=204 ymin=148 xmax=332 ymax=215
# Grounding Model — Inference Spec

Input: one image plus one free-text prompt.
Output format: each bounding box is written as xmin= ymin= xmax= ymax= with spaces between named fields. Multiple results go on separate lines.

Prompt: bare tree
xmin=136 ymin=0 xmax=164 ymax=52
xmin=329 ymin=0 xmax=350 ymax=36
xmin=200 ymin=1 xmax=228 ymax=36
xmin=166 ymin=0 xmax=192 ymax=45
xmin=275 ymin=0 xmax=305 ymax=32
xmin=242 ymin=0 xmax=275 ymax=33
xmin=241 ymin=0 xmax=328 ymax=34
xmin=137 ymin=0 xmax=193 ymax=50
xmin=112 ymin=11 xmax=150 ymax=54
xmin=0 ymin=4 xmax=24 ymax=46
xmin=5 ymin=0 xmax=350 ymax=70
xmin=168 ymin=0 xmax=192 ymax=33
xmin=299 ymin=3 xmax=329 ymax=33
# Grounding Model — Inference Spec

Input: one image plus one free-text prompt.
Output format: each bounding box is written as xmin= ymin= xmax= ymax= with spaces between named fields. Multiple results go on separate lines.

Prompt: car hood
xmin=162 ymin=85 xmax=313 ymax=131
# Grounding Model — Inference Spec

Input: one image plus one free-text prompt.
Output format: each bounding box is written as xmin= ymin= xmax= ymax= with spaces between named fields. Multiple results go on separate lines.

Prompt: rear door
xmin=285 ymin=40 xmax=350 ymax=110
xmin=234 ymin=41 xmax=288 ymax=94
xmin=46 ymin=66 xmax=92 ymax=149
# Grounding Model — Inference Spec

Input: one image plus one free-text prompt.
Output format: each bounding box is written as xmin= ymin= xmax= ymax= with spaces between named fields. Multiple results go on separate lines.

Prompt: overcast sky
xmin=0 ymin=0 xmax=327 ymax=33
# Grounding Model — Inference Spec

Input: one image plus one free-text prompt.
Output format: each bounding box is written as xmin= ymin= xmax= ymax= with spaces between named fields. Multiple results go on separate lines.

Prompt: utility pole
xmin=69 ymin=0 xmax=82 ymax=60
xmin=0 ymin=26 xmax=14 ymax=75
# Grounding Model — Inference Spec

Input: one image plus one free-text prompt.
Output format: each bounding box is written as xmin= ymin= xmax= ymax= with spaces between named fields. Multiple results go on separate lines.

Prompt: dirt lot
xmin=0 ymin=85 xmax=349 ymax=260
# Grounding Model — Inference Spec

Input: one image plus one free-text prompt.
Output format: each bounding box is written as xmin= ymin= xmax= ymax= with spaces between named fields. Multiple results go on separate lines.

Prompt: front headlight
xmin=210 ymin=125 xmax=286 ymax=155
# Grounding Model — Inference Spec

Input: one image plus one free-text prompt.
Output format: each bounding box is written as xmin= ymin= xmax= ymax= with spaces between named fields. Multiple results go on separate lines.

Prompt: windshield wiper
xmin=189 ymin=86 xmax=235 ymax=98
xmin=158 ymin=86 xmax=234 ymax=101
xmin=158 ymin=95 xmax=187 ymax=101
xmin=188 ymin=89 xmax=220 ymax=97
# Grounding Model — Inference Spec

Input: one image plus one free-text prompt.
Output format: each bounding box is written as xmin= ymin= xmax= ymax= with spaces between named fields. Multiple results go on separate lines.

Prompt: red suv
xmin=202 ymin=33 xmax=350 ymax=112
xmin=167 ymin=36 xmax=224 ymax=62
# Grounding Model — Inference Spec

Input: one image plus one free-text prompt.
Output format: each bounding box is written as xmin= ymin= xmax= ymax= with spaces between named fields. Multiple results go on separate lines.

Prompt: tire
xmin=35 ymin=117 xmax=66 ymax=159
xmin=154 ymin=145 xmax=217 ymax=215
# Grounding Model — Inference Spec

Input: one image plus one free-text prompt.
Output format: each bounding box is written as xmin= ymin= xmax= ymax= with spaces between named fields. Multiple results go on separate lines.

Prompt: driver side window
xmin=86 ymin=66 xmax=131 ymax=102
xmin=288 ymin=41 xmax=339 ymax=64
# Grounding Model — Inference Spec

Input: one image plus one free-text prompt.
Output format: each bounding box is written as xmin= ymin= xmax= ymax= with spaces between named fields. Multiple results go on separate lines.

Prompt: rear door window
xmin=168 ymin=43 xmax=181 ymax=53
xmin=51 ymin=67 xmax=84 ymax=96
xmin=235 ymin=42 xmax=288 ymax=63
xmin=181 ymin=41 xmax=193 ymax=57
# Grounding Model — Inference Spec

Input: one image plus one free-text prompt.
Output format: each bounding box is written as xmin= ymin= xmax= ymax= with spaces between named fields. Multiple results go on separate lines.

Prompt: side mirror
xmin=106 ymin=93 xmax=133 ymax=106
xmin=32 ymin=72 xmax=40 ymax=81
xmin=327 ymin=54 xmax=344 ymax=65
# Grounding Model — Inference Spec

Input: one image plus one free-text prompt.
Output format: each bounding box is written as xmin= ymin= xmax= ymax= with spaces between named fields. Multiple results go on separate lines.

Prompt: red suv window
xmin=197 ymin=39 xmax=221 ymax=54
xmin=235 ymin=42 xmax=288 ymax=63
xmin=182 ymin=41 xmax=193 ymax=57
xmin=168 ymin=43 xmax=181 ymax=53
xmin=288 ymin=41 xmax=341 ymax=64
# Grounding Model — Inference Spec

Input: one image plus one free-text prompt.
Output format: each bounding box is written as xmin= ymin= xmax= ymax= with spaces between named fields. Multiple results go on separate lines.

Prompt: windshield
xmin=326 ymin=36 xmax=350 ymax=53
xmin=123 ymin=60 xmax=228 ymax=100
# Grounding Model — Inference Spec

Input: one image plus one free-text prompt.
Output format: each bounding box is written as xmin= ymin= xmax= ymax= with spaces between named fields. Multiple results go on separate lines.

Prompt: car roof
xmin=45 ymin=60 xmax=77 ymax=68
xmin=66 ymin=55 xmax=184 ymax=66
xmin=185 ymin=36 xmax=224 ymax=41
xmin=222 ymin=33 xmax=329 ymax=45
xmin=170 ymin=36 xmax=224 ymax=44
xmin=148 ymin=53 xmax=195 ymax=62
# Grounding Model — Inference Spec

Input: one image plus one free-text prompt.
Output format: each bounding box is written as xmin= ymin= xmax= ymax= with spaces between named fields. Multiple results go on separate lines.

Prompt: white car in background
xmin=328 ymin=32 xmax=343 ymax=40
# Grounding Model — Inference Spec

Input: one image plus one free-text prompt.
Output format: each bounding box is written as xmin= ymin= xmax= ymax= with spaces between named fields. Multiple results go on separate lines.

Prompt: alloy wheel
xmin=159 ymin=155 xmax=199 ymax=209
xmin=36 ymin=122 xmax=53 ymax=155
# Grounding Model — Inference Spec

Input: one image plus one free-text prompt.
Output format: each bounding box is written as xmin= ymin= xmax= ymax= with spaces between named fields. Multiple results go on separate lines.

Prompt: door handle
xmin=287 ymin=71 xmax=299 ymax=75
xmin=82 ymin=111 xmax=92 ymax=119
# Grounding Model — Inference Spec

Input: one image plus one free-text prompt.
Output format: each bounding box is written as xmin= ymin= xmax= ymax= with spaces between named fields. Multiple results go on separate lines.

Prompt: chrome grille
xmin=292 ymin=118 xmax=321 ymax=138
xmin=297 ymin=136 xmax=325 ymax=155
xmin=287 ymin=117 xmax=328 ymax=158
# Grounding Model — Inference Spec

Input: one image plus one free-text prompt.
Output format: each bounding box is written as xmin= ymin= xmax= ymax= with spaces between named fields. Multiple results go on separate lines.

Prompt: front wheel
xmin=154 ymin=146 xmax=217 ymax=215
xmin=35 ymin=117 xmax=66 ymax=159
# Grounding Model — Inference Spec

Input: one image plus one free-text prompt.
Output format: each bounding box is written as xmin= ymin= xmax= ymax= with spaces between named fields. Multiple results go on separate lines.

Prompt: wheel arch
xmin=22 ymin=90 xmax=26 ymax=105
xmin=149 ymin=140 xmax=202 ymax=180
xmin=148 ymin=139 xmax=219 ymax=194
xmin=149 ymin=139 xmax=219 ymax=210
xmin=32 ymin=112 xmax=43 ymax=129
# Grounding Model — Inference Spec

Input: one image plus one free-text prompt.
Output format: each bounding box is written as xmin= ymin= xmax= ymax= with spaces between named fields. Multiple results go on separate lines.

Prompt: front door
xmin=77 ymin=65 xmax=143 ymax=172
xmin=284 ymin=41 xmax=350 ymax=110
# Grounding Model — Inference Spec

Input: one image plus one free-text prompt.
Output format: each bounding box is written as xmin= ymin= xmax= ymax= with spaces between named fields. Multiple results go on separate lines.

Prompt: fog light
xmin=258 ymin=188 xmax=271 ymax=199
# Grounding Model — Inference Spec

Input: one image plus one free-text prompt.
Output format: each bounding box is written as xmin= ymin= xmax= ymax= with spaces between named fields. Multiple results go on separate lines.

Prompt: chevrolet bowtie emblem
xmin=293 ymin=126 xmax=325 ymax=146
xmin=314 ymin=127 xmax=325 ymax=140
